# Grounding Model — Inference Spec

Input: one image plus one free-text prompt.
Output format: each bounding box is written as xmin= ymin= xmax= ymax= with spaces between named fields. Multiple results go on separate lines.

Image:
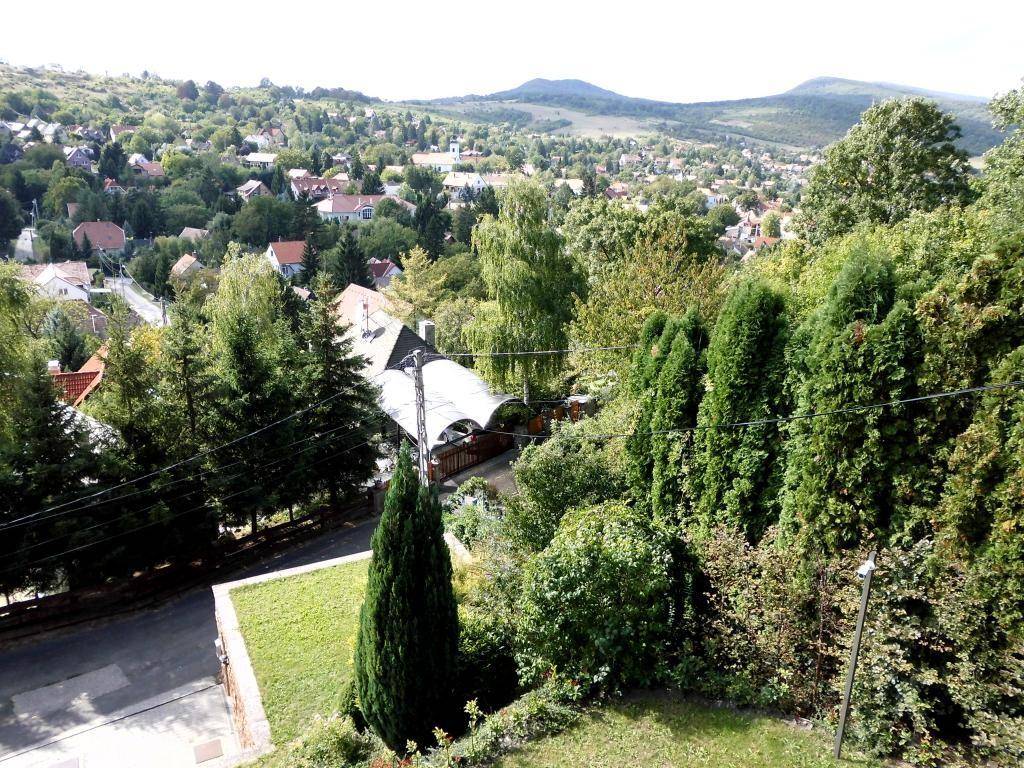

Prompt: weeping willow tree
xmin=466 ymin=179 xmax=584 ymax=399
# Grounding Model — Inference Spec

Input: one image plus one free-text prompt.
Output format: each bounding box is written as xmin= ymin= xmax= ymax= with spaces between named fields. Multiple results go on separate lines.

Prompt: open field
xmin=495 ymin=691 xmax=876 ymax=768
xmin=429 ymin=99 xmax=655 ymax=138
xmin=230 ymin=559 xmax=369 ymax=744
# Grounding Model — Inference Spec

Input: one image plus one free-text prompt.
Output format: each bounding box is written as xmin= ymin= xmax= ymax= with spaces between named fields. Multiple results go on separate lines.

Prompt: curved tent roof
xmin=376 ymin=359 xmax=518 ymax=449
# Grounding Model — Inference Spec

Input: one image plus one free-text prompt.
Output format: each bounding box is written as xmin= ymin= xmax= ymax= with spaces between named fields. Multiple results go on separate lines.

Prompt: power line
xmin=23 ymin=372 xmax=388 ymax=522
xmin=474 ymin=379 xmax=1024 ymax=441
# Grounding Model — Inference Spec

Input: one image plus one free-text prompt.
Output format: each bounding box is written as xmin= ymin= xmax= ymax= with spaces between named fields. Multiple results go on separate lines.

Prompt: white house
xmin=442 ymin=171 xmax=486 ymax=200
xmin=244 ymin=152 xmax=278 ymax=170
xmin=265 ymin=241 xmax=306 ymax=278
xmin=411 ymin=141 xmax=462 ymax=173
xmin=369 ymin=258 xmax=402 ymax=289
xmin=314 ymin=194 xmax=414 ymax=223
xmin=20 ymin=262 xmax=92 ymax=303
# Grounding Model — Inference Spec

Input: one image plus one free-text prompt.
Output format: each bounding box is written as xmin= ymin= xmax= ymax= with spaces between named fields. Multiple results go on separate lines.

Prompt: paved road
xmin=0 ymin=448 xmax=519 ymax=768
xmin=0 ymin=518 xmax=377 ymax=768
xmin=12 ymin=228 xmax=37 ymax=263
xmin=105 ymin=276 xmax=167 ymax=327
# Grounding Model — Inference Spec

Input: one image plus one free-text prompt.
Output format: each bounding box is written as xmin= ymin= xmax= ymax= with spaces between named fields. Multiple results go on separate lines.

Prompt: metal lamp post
xmin=834 ymin=549 xmax=877 ymax=759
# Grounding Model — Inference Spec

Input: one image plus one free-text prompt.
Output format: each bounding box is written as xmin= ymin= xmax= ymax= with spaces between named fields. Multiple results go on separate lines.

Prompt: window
xmin=361 ymin=207 xmax=373 ymax=220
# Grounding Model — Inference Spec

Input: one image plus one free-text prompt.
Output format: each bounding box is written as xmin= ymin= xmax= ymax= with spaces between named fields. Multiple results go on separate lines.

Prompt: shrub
xmin=455 ymin=606 xmax=520 ymax=714
xmin=504 ymin=422 xmax=622 ymax=552
xmin=515 ymin=502 xmax=678 ymax=689
xmin=696 ymin=525 xmax=860 ymax=714
xmin=443 ymin=477 xmax=499 ymax=547
xmin=288 ymin=714 xmax=372 ymax=768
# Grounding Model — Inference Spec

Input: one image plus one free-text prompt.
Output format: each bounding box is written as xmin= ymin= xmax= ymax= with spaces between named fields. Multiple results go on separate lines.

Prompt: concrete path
xmin=438 ymin=447 xmax=520 ymax=499
xmin=0 ymin=518 xmax=377 ymax=768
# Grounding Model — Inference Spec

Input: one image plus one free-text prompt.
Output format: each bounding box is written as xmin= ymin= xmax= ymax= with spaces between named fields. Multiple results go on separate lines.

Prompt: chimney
xmin=47 ymin=360 xmax=61 ymax=375
xmin=361 ymin=297 xmax=370 ymax=337
xmin=417 ymin=319 xmax=436 ymax=347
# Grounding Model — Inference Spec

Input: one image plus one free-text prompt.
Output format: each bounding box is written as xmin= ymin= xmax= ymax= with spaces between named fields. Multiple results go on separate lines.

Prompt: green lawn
xmin=231 ymin=559 xmax=369 ymax=744
xmin=494 ymin=692 xmax=877 ymax=768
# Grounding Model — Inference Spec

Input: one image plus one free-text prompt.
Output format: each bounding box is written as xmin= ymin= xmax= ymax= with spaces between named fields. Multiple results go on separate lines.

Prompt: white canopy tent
xmin=376 ymin=358 xmax=518 ymax=450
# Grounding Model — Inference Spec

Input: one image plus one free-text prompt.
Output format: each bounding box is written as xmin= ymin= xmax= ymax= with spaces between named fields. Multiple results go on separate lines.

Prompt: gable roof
xmin=314 ymin=194 xmax=386 ymax=214
xmin=267 ymin=240 xmax=306 ymax=265
xmin=170 ymin=253 xmax=202 ymax=277
xmin=178 ymin=227 xmax=209 ymax=241
xmin=21 ymin=261 xmax=91 ymax=288
xmin=50 ymin=347 xmax=106 ymax=407
xmin=72 ymin=221 xmax=126 ymax=251
xmin=236 ymin=179 xmax=269 ymax=196
xmin=290 ymin=176 xmax=351 ymax=198
xmin=369 ymin=259 xmax=401 ymax=280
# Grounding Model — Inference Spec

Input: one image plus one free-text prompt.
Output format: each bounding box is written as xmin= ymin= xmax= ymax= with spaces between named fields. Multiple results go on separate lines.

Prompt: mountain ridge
xmin=419 ymin=76 xmax=999 ymax=152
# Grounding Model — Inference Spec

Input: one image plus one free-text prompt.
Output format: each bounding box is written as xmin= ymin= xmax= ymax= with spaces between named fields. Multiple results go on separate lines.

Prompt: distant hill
xmin=427 ymin=76 xmax=1001 ymax=154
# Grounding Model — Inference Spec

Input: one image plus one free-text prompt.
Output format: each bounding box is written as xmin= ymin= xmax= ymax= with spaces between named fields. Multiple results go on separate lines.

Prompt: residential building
xmin=103 ymin=177 xmax=126 ymax=195
xmin=73 ymin=221 xmax=126 ymax=254
xmin=265 ymin=240 xmax=306 ymax=278
xmin=236 ymin=179 xmax=271 ymax=201
xmin=243 ymin=152 xmax=277 ymax=170
xmin=63 ymin=146 xmax=93 ymax=171
xmin=369 ymin=258 xmax=402 ymax=290
xmin=314 ymin=194 xmax=413 ymax=223
xmin=411 ymin=141 xmax=462 ymax=173
xmin=289 ymin=176 xmax=351 ymax=201
xmin=50 ymin=347 xmax=106 ymax=407
xmin=442 ymin=171 xmax=486 ymax=200
xmin=170 ymin=253 xmax=203 ymax=279
xmin=109 ymin=124 xmax=135 ymax=142
xmin=20 ymin=261 xmax=93 ymax=302
xmin=178 ymin=227 xmax=210 ymax=241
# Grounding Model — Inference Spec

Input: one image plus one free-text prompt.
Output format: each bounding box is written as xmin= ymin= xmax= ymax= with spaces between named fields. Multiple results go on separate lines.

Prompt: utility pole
xmin=834 ymin=550 xmax=877 ymax=759
xmin=412 ymin=349 xmax=429 ymax=485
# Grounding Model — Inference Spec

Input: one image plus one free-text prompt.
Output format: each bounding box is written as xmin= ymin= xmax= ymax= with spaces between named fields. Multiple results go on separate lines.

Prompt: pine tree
xmin=325 ymin=226 xmax=371 ymax=288
xmin=354 ymin=445 xmax=459 ymax=752
xmin=693 ymin=278 xmax=789 ymax=541
xmin=650 ymin=309 xmax=708 ymax=523
xmin=298 ymin=273 xmax=380 ymax=510
xmin=351 ymin=153 xmax=364 ymax=180
xmin=300 ymin=233 xmax=320 ymax=284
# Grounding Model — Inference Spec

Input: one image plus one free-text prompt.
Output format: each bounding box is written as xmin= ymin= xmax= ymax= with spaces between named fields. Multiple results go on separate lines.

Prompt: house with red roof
xmin=265 ymin=240 xmax=306 ymax=278
xmin=369 ymin=258 xmax=402 ymax=290
xmin=314 ymin=194 xmax=414 ymax=223
xmin=73 ymin=221 xmax=126 ymax=254
xmin=50 ymin=347 xmax=106 ymax=407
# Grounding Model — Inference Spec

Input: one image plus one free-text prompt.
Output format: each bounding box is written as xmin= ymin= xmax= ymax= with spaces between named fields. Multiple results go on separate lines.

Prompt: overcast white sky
xmin=4 ymin=1 xmax=1022 ymax=103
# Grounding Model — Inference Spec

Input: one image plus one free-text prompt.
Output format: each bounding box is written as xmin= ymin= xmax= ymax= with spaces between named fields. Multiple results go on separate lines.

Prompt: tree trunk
xmin=250 ymin=510 xmax=258 ymax=536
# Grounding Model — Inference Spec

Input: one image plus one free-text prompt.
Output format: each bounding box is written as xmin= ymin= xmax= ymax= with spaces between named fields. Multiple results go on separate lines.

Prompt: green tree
xmin=360 ymin=171 xmax=383 ymax=195
xmin=761 ymin=210 xmax=782 ymax=238
xmin=780 ymin=250 xmax=924 ymax=553
xmin=650 ymin=310 xmax=708 ymax=523
xmin=798 ymin=99 xmax=974 ymax=244
xmin=692 ymin=278 xmax=789 ymax=540
xmin=354 ymin=445 xmax=459 ymax=752
xmin=299 ymin=233 xmax=320 ymax=284
xmin=467 ymin=179 xmax=583 ymax=398
xmin=324 ymin=226 xmax=372 ymax=288
xmin=0 ymin=189 xmax=24 ymax=250
xmin=42 ymin=307 xmax=88 ymax=371
xmin=297 ymin=273 xmax=380 ymax=509
xmin=383 ymin=246 xmax=443 ymax=326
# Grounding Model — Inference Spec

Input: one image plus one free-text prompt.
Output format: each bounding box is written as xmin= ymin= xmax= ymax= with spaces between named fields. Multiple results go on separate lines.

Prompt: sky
xmin=4 ymin=1 xmax=1022 ymax=103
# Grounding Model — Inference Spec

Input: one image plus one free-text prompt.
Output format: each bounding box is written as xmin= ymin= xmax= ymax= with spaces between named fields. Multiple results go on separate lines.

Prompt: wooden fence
xmin=428 ymin=431 xmax=514 ymax=482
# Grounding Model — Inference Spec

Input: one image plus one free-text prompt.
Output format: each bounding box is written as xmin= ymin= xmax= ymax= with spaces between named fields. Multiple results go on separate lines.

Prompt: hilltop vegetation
xmin=427 ymin=76 xmax=1002 ymax=153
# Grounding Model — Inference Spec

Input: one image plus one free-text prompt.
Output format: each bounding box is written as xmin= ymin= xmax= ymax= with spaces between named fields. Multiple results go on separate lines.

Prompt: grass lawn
xmin=494 ymin=691 xmax=877 ymax=768
xmin=231 ymin=559 xmax=369 ymax=744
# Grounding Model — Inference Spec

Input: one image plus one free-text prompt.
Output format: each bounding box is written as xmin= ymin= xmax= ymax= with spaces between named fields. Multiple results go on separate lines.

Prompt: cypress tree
xmin=354 ymin=445 xmax=459 ymax=752
xmin=780 ymin=252 xmax=924 ymax=553
xmin=693 ymin=278 xmax=789 ymax=541
xmin=650 ymin=309 xmax=708 ymax=523
xmin=626 ymin=314 xmax=681 ymax=504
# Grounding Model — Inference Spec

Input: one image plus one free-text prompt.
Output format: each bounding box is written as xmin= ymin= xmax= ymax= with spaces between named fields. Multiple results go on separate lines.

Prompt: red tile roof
xmin=73 ymin=221 xmax=126 ymax=251
xmin=267 ymin=240 xmax=306 ymax=265
xmin=370 ymin=259 xmax=399 ymax=279
xmin=51 ymin=371 xmax=101 ymax=405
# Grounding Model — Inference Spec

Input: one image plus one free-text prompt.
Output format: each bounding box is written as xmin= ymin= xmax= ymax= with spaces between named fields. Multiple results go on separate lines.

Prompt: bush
xmin=515 ymin=502 xmax=679 ymax=689
xmin=443 ymin=477 xmax=499 ymax=547
xmin=285 ymin=714 xmax=372 ymax=768
xmin=696 ymin=525 xmax=860 ymax=714
xmin=455 ymin=606 xmax=520 ymax=714
xmin=505 ymin=423 xmax=623 ymax=552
